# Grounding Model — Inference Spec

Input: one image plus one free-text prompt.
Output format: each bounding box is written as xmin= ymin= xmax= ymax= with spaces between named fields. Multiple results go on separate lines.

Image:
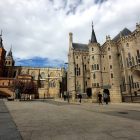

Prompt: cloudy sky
xmin=0 ymin=0 xmax=140 ymax=68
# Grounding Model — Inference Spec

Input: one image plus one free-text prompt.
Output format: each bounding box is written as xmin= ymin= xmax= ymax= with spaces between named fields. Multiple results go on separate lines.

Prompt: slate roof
xmin=72 ymin=43 xmax=89 ymax=51
xmin=91 ymin=25 xmax=97 ymax=43
xmin=6 ymin=48 xmax=13 ymax=60
xmin=112 ymin=28 xmax=132 ymax=41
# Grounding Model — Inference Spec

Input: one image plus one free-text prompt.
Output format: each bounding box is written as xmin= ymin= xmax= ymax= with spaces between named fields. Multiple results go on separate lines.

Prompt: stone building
xmin=0 ymin=33 xmax=67 ymax=98
xmin=68 ymin=22 xmax=140 ymax=103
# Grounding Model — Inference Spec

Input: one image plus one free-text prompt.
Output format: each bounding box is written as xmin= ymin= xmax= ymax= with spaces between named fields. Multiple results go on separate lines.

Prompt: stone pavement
xmin=3 ymin=99 xmax=140 ymax=140
xmin=0 ymin=99 xmax=22 ymax=140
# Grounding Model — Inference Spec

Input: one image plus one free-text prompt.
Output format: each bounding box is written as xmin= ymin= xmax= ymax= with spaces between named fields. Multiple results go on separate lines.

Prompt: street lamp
xmin=65 ymin=62 xmax=72 ymax=103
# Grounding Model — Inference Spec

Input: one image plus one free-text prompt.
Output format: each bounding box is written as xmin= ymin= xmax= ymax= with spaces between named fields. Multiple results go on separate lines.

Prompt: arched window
xmin=9 ymin=61 xmax=10 ymax=65
xmin=77 ymin=64 xmax=78 ymax=70
xmin=110 ymin=65 xmax=112 ymax=69
xmin=13 ymin=71 xmax=16 ymax=78
xmin=108 ymin=47 xmax=110 ymax=51
xmin=130 ymin=61 xmax=132 ymax=67
xmin=41 ymin=72 xmax=45 ymax=79
xmin=41 ymin=82 xmax=44 ymax=88
xmin=53 ymin=82 xmax=56 ymax=88
xmin=92 ymin=48 xmax=94 ymax=51
xmin=92 ymin=65 xmax=94 ymax=70
xmin=77 ymin=81 xmax=79 ymax=86
xmin=93 ymin=73 xmax=96 ymax=79
xmin=137 ymin=84 xmax=139 ymax=88
xmin=132 ymin=57 xmax=135 ymax=65
xmin=76 ymin=56 xmax=78 ymax=59
xmin=126 ymin=43 xmax=129 ymax=47
xmin=94 ymin=64 xmax=96 ymax=70
xmin=137 ymin=50 xmax=139 ymax=58
xmin=97 ymin=83 xmax=99 ymax=87
xmin=128 ymin=53 xmax=131 ymax=60
xmin=97 ymin=64 xmax=99 ymax=70
xmin=103 ymin=55 xmax=104 ymax=58
xmin=111 ymin=73 xmax=113 ymax=78
xmin=31 ymin=72 xmax=35 ymax=79
xmin=92 ymin=56 xmax=94 ymax=60
xmin=126 ymin=58 xmax=129 ymax=68
xmin=109 ymin=55 xmax=111 ymax=59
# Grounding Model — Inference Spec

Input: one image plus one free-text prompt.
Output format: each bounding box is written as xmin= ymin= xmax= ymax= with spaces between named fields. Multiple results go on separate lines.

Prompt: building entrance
xmin=103 ymin=89 xmax=110 ymax=102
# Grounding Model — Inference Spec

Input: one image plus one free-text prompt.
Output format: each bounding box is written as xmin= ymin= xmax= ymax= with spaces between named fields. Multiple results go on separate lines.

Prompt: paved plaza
xmin=1 ymin=99 xmax=140 ymax=140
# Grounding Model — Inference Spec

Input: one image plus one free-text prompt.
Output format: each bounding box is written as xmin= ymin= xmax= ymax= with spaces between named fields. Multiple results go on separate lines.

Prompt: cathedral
xmin=68 ymin=22 xmax=140 ymax=103
xmin=0 ymin=33 xmax=67 ymax=98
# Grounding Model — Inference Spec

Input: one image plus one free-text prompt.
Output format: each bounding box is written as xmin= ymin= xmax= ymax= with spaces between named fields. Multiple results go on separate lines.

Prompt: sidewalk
xmin=0 ymin=99 xmax=22 ymax=140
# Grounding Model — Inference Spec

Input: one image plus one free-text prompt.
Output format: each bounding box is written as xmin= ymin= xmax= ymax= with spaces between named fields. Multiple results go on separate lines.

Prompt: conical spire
xmin=91 ymin=22 xmax=97 ymax=43
xmin=6 ymin=46 xmax=13 ymax=59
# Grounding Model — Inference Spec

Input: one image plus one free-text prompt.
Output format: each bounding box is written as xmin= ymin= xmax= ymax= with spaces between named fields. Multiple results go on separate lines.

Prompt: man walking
xmin=104 ymin=92 xmax=108 ymax=104
xmin=98 ymin=92 xmax=102 ymax=105
xmin=79 ymin=93 xmax=82 ymax=104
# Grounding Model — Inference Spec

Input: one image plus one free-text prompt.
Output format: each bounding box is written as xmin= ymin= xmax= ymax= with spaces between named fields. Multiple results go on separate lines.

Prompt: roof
xmin=91 ymin=24 xmax=97 ymax=43
xmin=112 ymin=28 xmax=132 ymax=41
xmin=6 ymin=48 xmax=13 ymax=60
xmin=72 ymin=43 xmax=89 ymax=51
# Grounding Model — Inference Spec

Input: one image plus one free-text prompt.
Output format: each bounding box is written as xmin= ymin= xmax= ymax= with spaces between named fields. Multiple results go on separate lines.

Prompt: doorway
xmin=103 ymin=89 xmax=110 ymax=102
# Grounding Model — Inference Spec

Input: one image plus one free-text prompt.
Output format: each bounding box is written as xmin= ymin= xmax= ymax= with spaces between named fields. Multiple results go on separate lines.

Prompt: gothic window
xmin=104 ymin=67 xmax=105 ymax=70
xmin=94 ymin=64 xmax=96 ymax=70
xmin=126 ymin=43 xmax=129 ymax=47
xmin=92 ymin=83 xmax=94 ymax=87
xmin=41 ymin=82 xmax=44 ymax=88
xmin=77 ymin=64 xmax=78 ymax=70
xmin=97 ymin=64 xmax=99 ymax=70
xmin=137 ymin=84 xmax=139 ymax=88
xmin=135 ymin=83 xmax=137 ymax=88
xmin=93 ymin=73 xmax=96 ymax=79
xmin=132 ymin=57 xmax=135 ymax=65
xmin=41 ymin=72 xmax=45 ymax=79
xmin=77 ymin=81 xmax=79 ymax=86
xmin=126 ymin=58 xmax=129 ymax=68
xmin=128 ymin=53 xmax=131 ymax=60
xmin=85 ymin=65 xmax=86 ymax=70
xmin=79 ymin=68 xmax=80 ymax=75
xmin=9 ymin=61 xmax=10 ymax=65
xmin=5 ymin=61 xmax=7 ymax=65
xmin=53 ymin=82 xmax=56 ymax=88
xmin=84 ymin=57 xmax=86 ymax=59
xmin=110 ymin=65 xmax=112 ymax=69
xmin=108 ymin=47 xmax=110 ymax=51
xmin=111 ymin=73 xmax=113 ymax=78
xmin=103 ymin=55 xmax=104 ymax=58
xmin=92 ymin=65 xmax=94 ymax=70
xmin=31 ymin=72 xmax=35 ymax=79
xmin=137 ymin=50 xmax=140 ymax=58
xmin=86 ymin=81 xmax=87 ymax=86
xmin=77 ymin=71 xmax=78 ymax=76
xmin=130 ymin=61 xmax=132 ymax=67
xmin=97 ymin=83 xmax=99 ymax=87
xmin=76 ymin=56 xmax=78 ymax=59
xmin=92 ymin=48 xmax=94 ymax=51
xmin=92 ymin=56 xmax=94 ymax=60
xmin=13 ymin=71 xmax=16 ymax=78
xmin=131 ymin=75 xmax=134 ymax=88
xmin=109 ymin=55 xmax=111 ymax=59
xmin=94 ymin=83 xmax=96 ymax=87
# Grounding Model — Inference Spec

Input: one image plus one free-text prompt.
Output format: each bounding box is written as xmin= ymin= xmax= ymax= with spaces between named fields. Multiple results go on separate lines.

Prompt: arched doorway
xmin=103 ymin=89 xmax=110 ymax=102
xmin=87 ymin=88 xmax=92 ymax=97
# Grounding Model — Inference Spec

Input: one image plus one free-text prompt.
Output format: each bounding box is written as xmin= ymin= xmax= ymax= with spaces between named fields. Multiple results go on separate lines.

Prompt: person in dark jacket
xmin=98 ymin=92 xmax=102 ymax=105
xmin=79 ymin=93 xmax=82 ymax=103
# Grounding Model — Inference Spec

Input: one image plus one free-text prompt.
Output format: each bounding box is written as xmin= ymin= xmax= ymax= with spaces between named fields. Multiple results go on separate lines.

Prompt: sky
xmin=0 ymin=0 xmax=140 ymax=68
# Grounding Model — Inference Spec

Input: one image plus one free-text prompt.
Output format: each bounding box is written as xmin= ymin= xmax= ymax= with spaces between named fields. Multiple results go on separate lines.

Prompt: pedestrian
xmin=98 ymin=92 xmax=102 ymax=105
xmin=79 ymin=93 xmax=82 ymax=103
xmin=104 ymin=92 xmax=108 ymax=104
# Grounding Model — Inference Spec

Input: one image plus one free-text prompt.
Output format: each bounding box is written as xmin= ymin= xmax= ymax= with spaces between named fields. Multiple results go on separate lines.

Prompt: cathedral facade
xmin=0 ymin=33 xmax=67 ymax=98
xmin=68 ymin=22 xmax=140 ymax=103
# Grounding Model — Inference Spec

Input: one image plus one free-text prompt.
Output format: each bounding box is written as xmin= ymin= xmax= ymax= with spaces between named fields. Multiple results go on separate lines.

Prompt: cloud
xmin=0 ymin=0 xmax=140 ymax=67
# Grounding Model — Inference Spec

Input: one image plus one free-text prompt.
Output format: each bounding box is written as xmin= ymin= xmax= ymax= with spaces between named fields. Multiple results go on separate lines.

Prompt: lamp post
xmin=52 ymin=78 xmax=55 ymax=100
xmin=65 ymin=62 xmax=72 ymax=103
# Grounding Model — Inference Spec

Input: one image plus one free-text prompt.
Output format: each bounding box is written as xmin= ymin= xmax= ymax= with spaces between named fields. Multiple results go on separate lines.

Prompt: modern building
xmin=68 ymin=22 xmax=140 ymax=103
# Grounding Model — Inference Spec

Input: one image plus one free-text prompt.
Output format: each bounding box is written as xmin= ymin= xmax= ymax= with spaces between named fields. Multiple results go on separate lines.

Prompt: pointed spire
xmin=91 ymin=21 xmax=97 ymax=43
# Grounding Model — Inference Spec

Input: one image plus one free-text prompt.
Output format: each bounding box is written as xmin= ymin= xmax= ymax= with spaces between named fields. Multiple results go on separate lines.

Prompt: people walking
xmin=79 ymin=93 xmax=82 ymax=103
xmin=104 ymin=92 xmax=108 ymax=104
xmin=98 ymin=92 xmax=102 ymax=105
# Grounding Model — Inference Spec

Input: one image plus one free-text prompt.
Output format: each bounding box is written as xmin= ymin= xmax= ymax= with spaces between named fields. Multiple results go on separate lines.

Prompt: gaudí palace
xmin=0 ymin=22 xmax=140 ymax=103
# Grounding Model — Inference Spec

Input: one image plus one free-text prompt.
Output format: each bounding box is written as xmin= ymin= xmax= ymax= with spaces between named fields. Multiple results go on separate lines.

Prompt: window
xmin=97 ymin=83 xmax=99 ymax=87
xmin=6 ymin=61 xmax=7 ymax=65
xmin=13 ymin=71 xmax=16 ymax=78
xmin=51 ymin=83 xmax=52 ymax=87
xmin=92 ymin=56 xmax=94 ymax=60
xmin=76 ymin=56 xmax=78 ymax=59
xmin=135 ymin=83 xmax=137 ymax=88
xmin=41 ymin=82 xmax=44 ymax=88
xmin=111 ymin=73 xmax=113 ymax=78
xmin=126 ymin=58 xmax=129 ymax=68
xmin=77 ymin=64 xmax=78 ymax=70
xmin=93 ymin=73 xmax=96 ymax=79
xmin=85 ymin=65 xmax=86 ymax=70
xmin=128 ymin=53 xmax=131 ymax=60
xmin=79 ymin=68 xmax=80 ymax=75
xmin=77 ymin=81 xmax=79 ymax=85
xmin=94 ymin=64 xmax=96 ymax=70
xmin=136 ymin=56 xmax=138 ymax=64
xmin=104 ymin=67 xmax=105 ymax=70
xmin=131 ymin=75 xmax=134 ymax=88
xmin=9 ymin=61 xmax=10 ymax=65
xmin=31 ymin=73 xmax=35 ymax=79
xmin=41 ymin=72 xmax=45 ymax=79
xmin=92 ymin=48 xmax=94 ymax=51
xmin=77 ymin=71 xmax=78 ymax=76
xmin=129 ymin=75 xmax=131 ymax=84
xmin=94 ymin=83 xmax=96 ymax=87
xmin=130 ymin=61 xmax=132 ymax=67
xmin=97 ymin=64 xmax=99 ymax=70
xmin=109 ymin=55 xmax=111 ymax=59
xmin=6 ymin=71 xmax=8 ymax=77
xmin=110 ymin=65 xmax=112 ymax=69
xmin=108 ymin=47 xmax=110 ymax=51
xmin=75 ymin=68 xmax=76 ymax=75
xmin=84 ymin=57 xmax=86 ymax=59
xmin=126 ymin=43 xmax=129 ymax=47
xmin=137 ymin=84 xmax=139 ymax=88
xmin=86 ymin=81 xmax=87 ymax=86
xmin=53 ymin=82 xmax=56 ymax=88
xmin=137 ymin=50 xmax=140 ymax=58
xmin=103 ymin=55 xmax=104 ymax=58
